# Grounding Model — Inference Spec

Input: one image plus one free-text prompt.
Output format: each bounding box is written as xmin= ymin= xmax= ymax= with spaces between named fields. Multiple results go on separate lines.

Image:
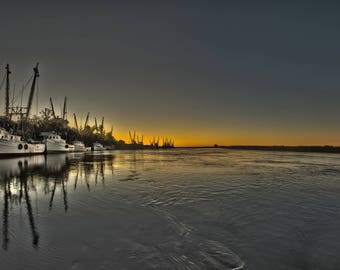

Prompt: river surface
xmin=0 ymin=148 xmax=340 ymax=270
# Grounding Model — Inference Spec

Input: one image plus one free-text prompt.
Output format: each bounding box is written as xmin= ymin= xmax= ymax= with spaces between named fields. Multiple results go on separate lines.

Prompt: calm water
xmin=0 ymin=149 xmax=340 ymax=270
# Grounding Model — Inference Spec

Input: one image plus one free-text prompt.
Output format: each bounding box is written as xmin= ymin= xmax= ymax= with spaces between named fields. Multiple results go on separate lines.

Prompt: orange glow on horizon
xmin=72 ymin=116 xmax=340 ymax=147
xmin=115 ymin=133 xmax=340 ymax=147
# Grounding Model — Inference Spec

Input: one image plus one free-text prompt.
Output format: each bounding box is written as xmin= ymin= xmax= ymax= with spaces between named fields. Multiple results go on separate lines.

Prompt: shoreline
xmin=173 ymin=145 xmax=340 ymax=154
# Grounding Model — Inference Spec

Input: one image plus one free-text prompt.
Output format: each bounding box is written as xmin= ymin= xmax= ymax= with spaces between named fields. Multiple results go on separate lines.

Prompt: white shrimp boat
xmin=72 ymin=141 xmax=86 ymax=152
xmin=0 ymin=128 xmax=45 ymax=156
xmin=68 ymin=144 xmax=75 ymax=152
xmin=41 ymin=132 xmax=70 ymax=153
xmin=92 ymin=142 xmax=105 ymax=151
xmin=0 ymin=64 xmax=46 ymax=156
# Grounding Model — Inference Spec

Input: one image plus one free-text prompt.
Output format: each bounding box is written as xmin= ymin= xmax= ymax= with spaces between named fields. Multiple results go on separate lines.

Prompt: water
xmin=0 ymin=149 xmax=340 ymax=270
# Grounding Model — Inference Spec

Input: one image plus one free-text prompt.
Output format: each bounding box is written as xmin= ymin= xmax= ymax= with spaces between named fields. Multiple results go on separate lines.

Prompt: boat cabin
xmin=0 ymin=128 xmax=22 ymax=142
xmin=40 ymin=132 xmax=65 ymax=142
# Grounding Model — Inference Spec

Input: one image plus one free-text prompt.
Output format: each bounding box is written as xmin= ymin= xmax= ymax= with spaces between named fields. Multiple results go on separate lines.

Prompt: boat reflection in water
xmin=0 ymin=150 xmax=246 ymax=270
xmin=1 ymin=155 xmax=45 ymax=250
xmin=0 ymin=152 xmax=114 ymax=250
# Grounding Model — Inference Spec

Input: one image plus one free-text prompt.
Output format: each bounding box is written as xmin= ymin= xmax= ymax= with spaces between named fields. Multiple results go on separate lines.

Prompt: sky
xmin=1 ymin=1 xmax=340 ymax=146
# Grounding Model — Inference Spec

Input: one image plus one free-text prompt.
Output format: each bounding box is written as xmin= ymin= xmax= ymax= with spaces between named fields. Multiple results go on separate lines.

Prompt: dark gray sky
xmin=1 ymin=1 xmax=340 ymax=145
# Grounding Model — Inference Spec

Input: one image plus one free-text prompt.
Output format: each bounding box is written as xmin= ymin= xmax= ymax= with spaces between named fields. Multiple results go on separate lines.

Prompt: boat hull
xmin=0 ymin=139 xmax=45 ymax=156
xmin=93 ymin=143 xmax=105 ymax=151
xmin=46 ymin=139 xmax=70 ymax=153
xmin=28 ymin=143 xmax=46 ymax=154
xmin=73 ymin=141 xmax=86 ymax=152
xmin=74 ymin=145 xmax=86 ymax=152
xmin=93 ymin=146 xmax=105 ymax=151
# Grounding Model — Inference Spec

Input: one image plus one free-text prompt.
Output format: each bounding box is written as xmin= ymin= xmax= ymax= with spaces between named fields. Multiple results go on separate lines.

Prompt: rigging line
xmin=0 ymin=73 xmax=5 ymax=92
xmin=11 ymin=87 xmax=23 ymax=107
xmin=20 ymin=85 xmax=24 ymax=108
xmin=11 ymin=83 xmax=16 ymax=107
xmin=36 ymin=77 xmax=39 ymax=115
xmin=11 ymin=74 xmax=33 ymax=105
xmin=0 ymin=74 xmax=6 ymax=115
xmin=22 ymin=75 xmax=34 ymax=92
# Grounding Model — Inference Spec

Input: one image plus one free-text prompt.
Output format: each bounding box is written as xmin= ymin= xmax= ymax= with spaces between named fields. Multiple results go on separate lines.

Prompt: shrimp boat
xmin=0 ymin=128 xmax=45 ymax=156
xmin=92 ymin=142 xmax=105 ymax=151
xmin=0 ymin=64 xmax=45 ymax=156
xmin=68 ymin=144 xmax=75 ymax=152
xmin=41 ymin=132 xmax=70 ymax=153
xmin=72 ymin=141 xmax=86 ymax=152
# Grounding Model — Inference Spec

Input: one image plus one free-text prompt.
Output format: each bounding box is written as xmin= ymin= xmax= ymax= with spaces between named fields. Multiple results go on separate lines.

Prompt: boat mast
xmin=73 ymin=113 xmax=78 ymax=131
xmin=62 ymin=96 xmax=67 ymax=121
xmin=49 ymin=97 xmax=56 ymax=119
xmin=26 ymin=63 xmax=39 ymax=118
xmin=100 ymin=117 xmax=104 ymax=135
xmin=95 ymin=117 xmax=98 ymax=131
xmin=84 ymin=112 xmax=90 ymax=128
xmin=5 ymin=64 xmax=11 ymax=118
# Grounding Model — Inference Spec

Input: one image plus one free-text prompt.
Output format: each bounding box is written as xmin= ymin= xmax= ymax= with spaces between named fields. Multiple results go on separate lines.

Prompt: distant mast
xmin=50 ymin=97 xmax=56 ymax=119
xmin=5 ymin=64 xmax=11 ymax=118
xmin=26 ymin=63 xmax=39 ymax=118
xmin=62 ymin=96 xmax=67 ymax=121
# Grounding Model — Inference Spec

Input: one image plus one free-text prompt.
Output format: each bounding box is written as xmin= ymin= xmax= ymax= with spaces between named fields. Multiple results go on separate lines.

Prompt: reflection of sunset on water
xmin=1 ymin=150 xmax=340 ymax=269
